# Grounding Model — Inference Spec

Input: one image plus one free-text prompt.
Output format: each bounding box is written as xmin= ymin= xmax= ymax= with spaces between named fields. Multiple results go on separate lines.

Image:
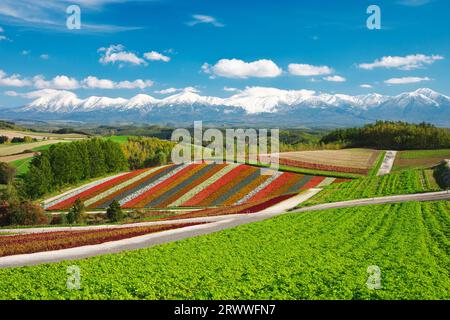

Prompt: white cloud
xmin=187 ymin=15 xmax=224 ymax=27
xmin=21 ymin=50 xmax=30 ymax=55
xmin=359 ymin=54 xmax=443 ymax=70
xmin=397 ymin=0 xmax=431 ymax=6
xmin=33 ymin=75 xmax=80 ymax=90
xmin=384 ymin=76 xmax=431 ymax=84
xmin=223 ymin=86 xmax=239 ymax=92
xmin=154 ymin=86 xmax=199 ymax=94
xmin=323 ymin=75 xmax=346 ymax=82
xmin=203 ymin=59 xmax=282 ymax=79
xmin=0 ymin=35 xmax=7 ymax=41
xmin=144 ymin=51 xmax=170 ymax=62
xmin=288 ymin=63 xmax=333 ymax=76
xmin=4 ymin=90 xmax=19 ymax=96
xmin=0 ymin=70 xmax=32 ymax=87
xmin=40 ymin=54 xmax=49 ymax=60
xmin=98 ymin=44 xmax=147 ymax=66
xmin=360 ymin=84 xmax=373 ymax=88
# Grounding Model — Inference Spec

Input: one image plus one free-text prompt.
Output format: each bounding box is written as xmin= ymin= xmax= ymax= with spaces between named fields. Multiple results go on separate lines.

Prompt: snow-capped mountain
xmin=5 ymin=88 xmax=450 ymax=126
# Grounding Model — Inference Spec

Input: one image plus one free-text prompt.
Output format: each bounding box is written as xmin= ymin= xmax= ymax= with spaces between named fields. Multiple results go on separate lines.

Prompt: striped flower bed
xmin=42 ymin=162 xmax=339 ymax=211
xmin=0 ymin=222 xmax=204 ymax=257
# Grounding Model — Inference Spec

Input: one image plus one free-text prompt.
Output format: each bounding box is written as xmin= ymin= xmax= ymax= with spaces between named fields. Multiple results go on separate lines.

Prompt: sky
xmin=0 ymin=0 xmax=449 ymax=108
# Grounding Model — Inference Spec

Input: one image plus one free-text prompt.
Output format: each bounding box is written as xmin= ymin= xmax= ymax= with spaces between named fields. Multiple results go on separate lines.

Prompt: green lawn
xmin=300 ymin=169 xmax=441 ymax=207
xmin=9 ymin=157 xmax=33 ymax=176
xmin=103 ymin=135 xmax=132 ymax=144
xmin=0 ymin=201 xmax=448 ymax=300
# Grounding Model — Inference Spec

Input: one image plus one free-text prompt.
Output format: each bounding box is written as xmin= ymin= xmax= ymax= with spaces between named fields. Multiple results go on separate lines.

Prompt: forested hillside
xmin=321 ymin=121 xmax=450 ymax=150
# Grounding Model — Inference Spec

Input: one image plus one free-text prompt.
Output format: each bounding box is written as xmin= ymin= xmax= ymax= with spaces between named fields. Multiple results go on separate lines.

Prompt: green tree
xmin=67 ymin=198 xmax=85 ymax=224
xmin=106 ymin=200 xmax=124 ymax=222
xmin=0 ymin=162 xmax=16 ymax=184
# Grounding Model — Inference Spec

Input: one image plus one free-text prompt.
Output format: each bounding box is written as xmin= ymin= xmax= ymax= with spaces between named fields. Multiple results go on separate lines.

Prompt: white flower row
xmin=234 ymin=171 xmax=283 ymax=205
xmin=43 ymin=172 xmax=129 ymax=209
xmin=167 ymin=163 xmax=239 ymax=207
xmin=119 ymin=163 xmax=191 ymax=206
xmin=317 ymin=177 xmax=335 ymax=187
xmin=84 ymin=166 xmax=167 ymax=207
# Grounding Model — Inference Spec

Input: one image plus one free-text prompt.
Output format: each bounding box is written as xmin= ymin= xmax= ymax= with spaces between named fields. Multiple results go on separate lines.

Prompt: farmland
xmin=0 ymin=201 xmax=448 ymax=300
xmin=393 ymin=149 xmax=450 ymax=171
xmin=301 ymin=169 xmax=441 ymax=207
xmin=43 ymin=162 xmax=337 ymax=211
xmin=273 ymin=148 xmax=381 ymax=175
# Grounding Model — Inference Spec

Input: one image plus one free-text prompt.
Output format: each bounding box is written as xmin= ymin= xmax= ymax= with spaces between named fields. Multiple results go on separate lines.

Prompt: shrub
xmin=0 ymin=162 xmax=16 ymax=184
xmin=0 ymin=200 xmax=49 ymax=226
xmin=106 ymin=200 xmax=124 ymax=222
xmin=67 ymin=199 xmax=86 ymax=224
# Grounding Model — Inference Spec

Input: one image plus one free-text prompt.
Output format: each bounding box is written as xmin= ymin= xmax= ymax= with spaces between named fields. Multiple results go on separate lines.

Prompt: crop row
xmin=260 ymin=156 xmax=370 ymax=175
xmin=0 ymin=222 xmax=203 ymax=257
xmin=45 ymin=162 xmax=336 ymax=210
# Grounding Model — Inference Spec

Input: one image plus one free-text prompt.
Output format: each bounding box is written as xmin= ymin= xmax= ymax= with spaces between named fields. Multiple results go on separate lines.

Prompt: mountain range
xmin=1 ymin=87 xmax=449 ymax=127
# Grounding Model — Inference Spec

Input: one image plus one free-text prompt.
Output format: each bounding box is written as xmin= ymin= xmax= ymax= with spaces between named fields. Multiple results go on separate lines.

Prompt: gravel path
xmin=377 ymin=150 xmax=397 ymax=176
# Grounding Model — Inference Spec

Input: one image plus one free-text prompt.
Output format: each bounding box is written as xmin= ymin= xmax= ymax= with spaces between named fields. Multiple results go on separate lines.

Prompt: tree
xmin=106 ymin=200 xmax=124 ymax=222
xmin=67 ymin=198 xmax=85 ymax=224
xmin=0 ymin=162 xmax=16 ymax=184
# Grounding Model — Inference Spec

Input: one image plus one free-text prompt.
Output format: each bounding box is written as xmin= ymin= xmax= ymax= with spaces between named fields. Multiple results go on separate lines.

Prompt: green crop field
xmin=0 ymin=201 xmax=448 ymax=300
xmin=103 ymin=135 xmax=132 ymax=144
xmin=301 ymin=169 xmax=441 ymax=207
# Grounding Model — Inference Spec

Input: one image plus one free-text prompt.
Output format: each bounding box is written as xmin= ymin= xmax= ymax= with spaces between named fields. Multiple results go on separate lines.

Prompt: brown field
xmin=0 ymin=152 xmax=36 ymax=163
xmin=0 ymin=140 xmax=66 ymax=157
xmin=278 ymin=148 xmax=381 ymax=170
xmin=393 ymin=149 xmax=450 ymax=171
xmin=0 ymin=129 xmax=86 ymax=140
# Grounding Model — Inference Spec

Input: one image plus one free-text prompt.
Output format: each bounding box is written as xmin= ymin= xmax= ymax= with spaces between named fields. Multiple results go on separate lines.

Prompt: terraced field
xmin=43 ymin=162 xmax=338 ymax=211
xmin=1 ymin=201 xmax=447 ymax=299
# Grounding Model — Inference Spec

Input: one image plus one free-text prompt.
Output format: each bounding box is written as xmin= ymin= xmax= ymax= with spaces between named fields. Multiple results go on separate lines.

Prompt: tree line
xmin=320 ymin=121 xmax=450 ymax=150
xmin=22 ymin=138 xmax=128 ymax=199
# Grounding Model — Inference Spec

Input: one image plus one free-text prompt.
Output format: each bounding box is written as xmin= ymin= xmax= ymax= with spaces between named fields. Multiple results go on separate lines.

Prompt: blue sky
xmin=0 ymin=0 xmax=449 ymax=108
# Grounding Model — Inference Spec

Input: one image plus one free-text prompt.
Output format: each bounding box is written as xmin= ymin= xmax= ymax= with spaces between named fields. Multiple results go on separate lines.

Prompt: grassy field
xmin=278 ymin=148 xmax=381 ymax=170
xmin=393 ymin=149 xmax=450 ymax=172
xmin=0 ymin=201 xmax=448 ymax=300
xmin=102 ymin=135 xmax=132 ymax=144
xmin=0 ymin=140 xmax=67 ymax=157
xmin=300 ymin=169 xmax=440 ymax=207
xmin=9 ymin=157 xmax=33 ymax=176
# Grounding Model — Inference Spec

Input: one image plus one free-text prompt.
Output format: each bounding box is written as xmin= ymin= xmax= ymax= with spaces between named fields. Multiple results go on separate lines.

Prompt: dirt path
xmin=377 ymin=150 xmax=397 ymax=176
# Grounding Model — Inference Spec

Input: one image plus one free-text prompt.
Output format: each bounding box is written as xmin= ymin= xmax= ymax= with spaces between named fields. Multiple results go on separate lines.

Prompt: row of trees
xmin=23 ymin=138 xmax=128 ymax=199
xmin=320 ymin=121 xmax=450 ymax=150
xmin=0 ymin=135 xmax=36 ymax=144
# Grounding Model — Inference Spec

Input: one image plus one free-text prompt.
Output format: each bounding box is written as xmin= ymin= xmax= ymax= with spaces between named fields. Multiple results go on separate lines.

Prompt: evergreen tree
xmin=106 ymin=200 xmax=124 ymax=222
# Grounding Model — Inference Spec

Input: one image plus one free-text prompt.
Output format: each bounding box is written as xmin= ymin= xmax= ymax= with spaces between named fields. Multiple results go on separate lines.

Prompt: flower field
xmin=44 ymin=162 xmax=338 ymax=211
xmin=0 ymin=223 xmax=203 ymax=257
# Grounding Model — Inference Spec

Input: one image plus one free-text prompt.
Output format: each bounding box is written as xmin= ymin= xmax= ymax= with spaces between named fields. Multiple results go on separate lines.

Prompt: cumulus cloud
xmin=202 ymin=59 xmax=282 ymax=79
xmin=0 ymin=70 xmax=32 ymax=87
xmin=40 ymin=54 xmax=50 ymax=60
xmin=359 ymin=54 xmax=443 ymax=70
xmin=187 ymin=15 xmax=224 ymax=27
xmin=4 ymin=90 xmax=19 ymax=96
xmin=98 ymin=44 xmax=147 ymax=66
xmin=323 ymin=75 xmax=346 ymax=82
xmin=144 ymin=51 xmax=170 ymax=62
xmin=360 ymin=84 xmax=373 ymax=88
xmin=288 ymin=63 xmax=333 ymax=76
xmin=223 ymin=87 xmax=240 ymax=92
xmin=82 ymin=76 xmax=153 ymax=89
xmin=33 ymin=75 xmax=80 ymax=90
xmin=384 ymin=76 xmax=431 ymax=84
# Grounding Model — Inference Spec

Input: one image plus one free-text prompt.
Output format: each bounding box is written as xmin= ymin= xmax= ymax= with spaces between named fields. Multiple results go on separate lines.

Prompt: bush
xmin=106 ymin=200 xmax=124 ymax=222
xmin=67 ymin=199 xmax=85 ymax=224
xmin=0 ymin=200 xmax=49 ymax=226
xmin=0 ymin=162 xmax=16 ymax=184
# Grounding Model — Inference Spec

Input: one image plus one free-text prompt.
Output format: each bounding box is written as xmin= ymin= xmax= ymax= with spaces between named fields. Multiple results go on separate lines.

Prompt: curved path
xmin=0 ymin=190 xmax=449 ymax=268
